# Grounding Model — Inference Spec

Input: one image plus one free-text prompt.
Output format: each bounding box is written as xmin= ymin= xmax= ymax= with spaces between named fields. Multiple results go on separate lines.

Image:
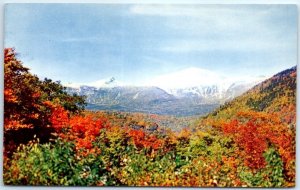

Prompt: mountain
xmin=196 ymin=66 xmax=296 ymax=185
xmin=66 ymin=85 xmax=218 ymax=116
xmin=165 ymin=79 xmax=263 ymax=104
xmin=64 ymin=68 xmax=268 ymax=116
xmin=146 ymin=67 xmax=265 ymax=98
xmin=65 ymin=74 xmax=264 ymax=116
xmin=202 ymin=66 xmax=296 ymax=126
xmin=64 ymin=77 xmax=124 ymax=88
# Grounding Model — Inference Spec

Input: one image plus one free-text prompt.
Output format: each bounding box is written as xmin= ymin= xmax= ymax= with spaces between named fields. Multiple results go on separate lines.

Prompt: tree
xmin=4 ymin=48 xmax=86 ymax=156
xmin=223 ymin=110 xmax=295 ymax=177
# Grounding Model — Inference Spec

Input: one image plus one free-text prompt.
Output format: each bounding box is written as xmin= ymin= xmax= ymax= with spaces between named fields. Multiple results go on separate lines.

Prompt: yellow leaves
xmin=30 ymin=113 xmax=39 ymax=119
xmin=222 ymin=156 xmax=238 ymax=169
xmin=137 ymin=120 xmax=146 ymax=127
xmin=177 ymin=128 xmax=191 ymax=139
xmin=4 ymin=118 xmax=33 ymax=131
xmin=194 ymin=130 xmax=210 ymax=138
xmin=47 ymin=169 xmax=53 ymax=177
xmin=164 ymin=129 xmax=177 ymax=144
xmin=106 ymin=125 xmax=125 ymax=141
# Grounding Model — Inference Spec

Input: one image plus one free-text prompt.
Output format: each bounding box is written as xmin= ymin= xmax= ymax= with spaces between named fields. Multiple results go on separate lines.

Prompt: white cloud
xmin=63 ymin=66 xmax=269 ymax=90
xmin=130 ymin=5 xmax=201 ymax=17
xmin=129 ymin=5 xmax=256 ymax=17
xmin=145 ymin=67 xmax=225 ymax=89
xmin=129 ymin=5 xmax=273 ymax=28
xmin=129 ymin=5 xmax=293 ymax=54
xmin=145 ymin=67 xmax=268 ymax=90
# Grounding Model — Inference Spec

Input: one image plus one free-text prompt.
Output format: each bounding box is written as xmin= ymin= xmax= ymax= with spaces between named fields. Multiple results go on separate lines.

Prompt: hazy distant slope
xmin=203 ymin=66 xmax=296 ymax=125
xmin=66 ymin=85 xmax=220 ymax=116
xmin=65 ymin=77 xmax=264 ymax=116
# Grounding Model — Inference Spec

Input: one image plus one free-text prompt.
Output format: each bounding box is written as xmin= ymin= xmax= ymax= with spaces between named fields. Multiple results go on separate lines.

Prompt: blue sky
xmin=4 ymin=4 xmax=297 ymax=87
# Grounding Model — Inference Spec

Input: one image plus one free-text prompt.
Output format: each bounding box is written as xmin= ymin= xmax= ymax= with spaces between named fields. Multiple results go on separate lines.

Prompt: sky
xmin=4 ymin=4 xmax=298 ymax=88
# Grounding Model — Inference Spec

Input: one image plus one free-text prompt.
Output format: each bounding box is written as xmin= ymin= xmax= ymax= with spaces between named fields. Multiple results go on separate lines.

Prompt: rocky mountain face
xmin=66 ymin=77 xmax=263 ymax=116
xmin=165 ymin=80 xmax=260 ymax=104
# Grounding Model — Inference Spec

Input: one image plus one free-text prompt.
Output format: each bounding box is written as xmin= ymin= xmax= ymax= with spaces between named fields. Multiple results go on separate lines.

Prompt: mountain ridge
xmin=65 ymin=75 xmax=265 ymax=116
xmin=202 ymin=65 xmax=296 ymax=126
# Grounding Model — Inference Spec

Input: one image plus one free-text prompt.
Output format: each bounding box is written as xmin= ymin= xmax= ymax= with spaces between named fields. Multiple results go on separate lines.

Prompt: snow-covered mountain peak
xmin=64 ymin=67 xmax=267 ymax=104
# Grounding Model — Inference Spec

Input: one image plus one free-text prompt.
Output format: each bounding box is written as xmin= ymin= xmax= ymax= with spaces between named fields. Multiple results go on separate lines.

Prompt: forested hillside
xmin=203 ymin=66 xmax=296 ymax=124
xmin=3 ymin=48 xmax=296 ymax=187
xmin=198 ymin=66 xmax=296 ymax=185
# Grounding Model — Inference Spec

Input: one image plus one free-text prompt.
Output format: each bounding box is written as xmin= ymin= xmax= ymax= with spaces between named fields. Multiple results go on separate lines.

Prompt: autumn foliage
xmin=128 ymin=129 xmax=163 ymax=150
xmin=3 ymin=48 xmax=296 ymax=187
xmin=4 ymin=48 xmax=85 ymax=156
xmin=223 ymin=111 xmax=294 ymax=171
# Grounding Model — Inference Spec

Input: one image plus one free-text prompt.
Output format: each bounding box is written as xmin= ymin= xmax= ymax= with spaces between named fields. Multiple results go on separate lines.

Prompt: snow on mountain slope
xmin=64 ymin=67 xmax=266 ymax=106
xmin=64 ymin=77 xmax=125 ymax=89
xmin=64 ymin=67 xmax=267 ymax=116
xmin=144 ymin=67 xmax=265 ymax=99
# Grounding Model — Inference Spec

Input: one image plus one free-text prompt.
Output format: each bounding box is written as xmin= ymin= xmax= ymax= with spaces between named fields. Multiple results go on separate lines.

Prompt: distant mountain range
xmin=65 ymin=73 xmax=265 ymax=116
xmin=204 ymin=66 xmax=296 ymax=126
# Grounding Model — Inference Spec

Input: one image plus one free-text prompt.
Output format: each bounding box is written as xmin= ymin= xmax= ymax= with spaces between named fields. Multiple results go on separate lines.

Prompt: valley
xmin=90 ymin=110 xmax=200 ymax=132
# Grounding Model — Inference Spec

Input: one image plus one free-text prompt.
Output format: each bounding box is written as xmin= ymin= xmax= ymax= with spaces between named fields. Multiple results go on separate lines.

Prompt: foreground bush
xmin=4 ymin=138 xmax=112 ymax=186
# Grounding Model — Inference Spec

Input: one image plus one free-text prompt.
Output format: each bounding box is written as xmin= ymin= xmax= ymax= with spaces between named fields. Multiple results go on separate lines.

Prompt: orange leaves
xmin=222 ymin=119 xmax=238 ymax=134
xmin=70 ymin=115 xmax=108 ymax=137
xmin=224 ymin=119 xmax=267 ymax=169
xmin=43 ymin=102 xmax=111 ymax=155
xmin=221 ymin=156 xmax=239 ymax=169
xmin=60 ymin=114 xmax=110 ymax=156
xmin=43 ymin=100 xmax=70 ymax=131
xmin=128 ymin=129 xmax=146 ymax=149
xmin=279 ymin=104 xmax=296 ymax=125
xmin=4 ymin=118 xmax=32 ymax=131
xmin=128 ymin=129 xmax=163 ymax=150
xmin=4 ymin=48 xmax=43 ymax=133
xmin=48 ymin=108 xmax=110 ymax=143
xmin=142 ymin=134 xmax=163 ymax=150
xmin=42 ymin=100 xmax=53 ymax=107
xmin=50 ymin=106 xmax=69 ymax=131
xmin=4 ymin=89 xmax=17 ymax=103
xmin=77 ymin=137 xmax=93 ymax=149
xmin=4 ymin=48 xmax=14 ymax=62
xmin=32 ymin=92 xmax=41 ymax=99
xmin=177 ymin=128 xmax=191 ymax=139
xmin=70 ymin=115 xmax=91 ymax=135
xmin=267 ymin=126 xmax=294 ymax=166
xmin=223 ymin=110 xmax=295 ymax=170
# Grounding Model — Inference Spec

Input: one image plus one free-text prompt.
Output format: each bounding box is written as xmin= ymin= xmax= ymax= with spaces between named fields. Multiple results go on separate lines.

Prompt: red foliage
xmin=223 ymin=111 xmax=295 ymax=170
xmin=46 ymin=101 xmax=70 ymax=131
xmin=4 ymin=89 xmax=17 ymax=104
xmin=45 ymin=102 xmax=111 ymax=155
xmin=128 ymin=129 xmax=163 ymax=150
xmin=4 ymin=118 xmax=32 ymax=131
xmin=224 ymin=119 xmax=267 ymax=169
xmin=70 ymin=115 xmax=109 ymax=137
xmin=77 ymin=137 xmax=93 ymax=149
xmin=60 ymin=114 xmax=110 ymax=155
xmin=4 ymin=48 xmax=39 ymax=131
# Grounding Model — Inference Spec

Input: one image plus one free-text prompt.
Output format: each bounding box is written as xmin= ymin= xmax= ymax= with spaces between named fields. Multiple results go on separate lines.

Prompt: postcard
xmin=3 ymin=4 xmax=296 ymax=187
